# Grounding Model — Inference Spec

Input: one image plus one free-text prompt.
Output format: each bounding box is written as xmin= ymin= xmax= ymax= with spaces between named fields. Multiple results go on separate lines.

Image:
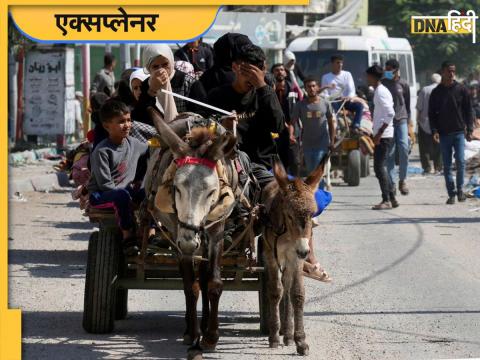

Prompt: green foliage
xmin=8 ymin=15 xmax=34 ymax=57
xmin=369 ymin=0 xmax=480 ymax=78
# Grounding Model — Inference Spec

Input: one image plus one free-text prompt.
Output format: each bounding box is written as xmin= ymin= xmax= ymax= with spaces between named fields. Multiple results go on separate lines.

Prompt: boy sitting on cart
xmin=87 ymin=99 xmax=149 ymax=256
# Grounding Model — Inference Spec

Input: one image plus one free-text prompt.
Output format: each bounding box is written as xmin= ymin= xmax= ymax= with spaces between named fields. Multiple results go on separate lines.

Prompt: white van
xmin=288 ymin=26 xmax=418 ymax=120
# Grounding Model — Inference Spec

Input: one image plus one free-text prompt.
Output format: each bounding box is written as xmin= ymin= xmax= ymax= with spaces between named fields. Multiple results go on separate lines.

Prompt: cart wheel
xmin=83 ymin=228 xmax=121 ymax=334
xmin=346 ymin=150 xmax=361 ymax=186
xmin=257 ymin=237 xmax=269 ymax=335
xmin=360 ymin=153 xmax=370 ymax=178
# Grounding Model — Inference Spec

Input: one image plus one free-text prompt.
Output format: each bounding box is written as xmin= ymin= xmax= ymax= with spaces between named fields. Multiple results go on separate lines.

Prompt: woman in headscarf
xmin=132 ymin=44 xmax=179 ymax=127
xmin=129 ymin=68 xmax=149 ymax=102
xmin=199 ymin=33 xmax=252 ymax=94
xmin=283 ymin=50 xmax=304 ymax=101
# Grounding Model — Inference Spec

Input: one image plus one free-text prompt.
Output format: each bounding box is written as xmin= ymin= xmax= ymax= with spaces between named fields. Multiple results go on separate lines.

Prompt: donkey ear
xmin=305 ymin=152 xmax=330 ymax=191
xmin=273 ymin=158 xmax=289 ymax=191
xmin=147 ymin=107 xmax=189 ymax=158
xmin=205 ymin=133 xmax=237 ymax=162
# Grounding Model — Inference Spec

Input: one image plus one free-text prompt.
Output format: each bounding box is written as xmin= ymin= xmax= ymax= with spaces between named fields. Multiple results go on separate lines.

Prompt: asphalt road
xmin=8 ymin=160 xmax=480 ymax=360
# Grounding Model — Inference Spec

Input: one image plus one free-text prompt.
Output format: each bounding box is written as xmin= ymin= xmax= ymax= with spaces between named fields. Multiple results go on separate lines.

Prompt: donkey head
xmin=148 ymin=108 xmax=236 ymax=254
xmin=271 ymin=155 xmax=329 ymax=260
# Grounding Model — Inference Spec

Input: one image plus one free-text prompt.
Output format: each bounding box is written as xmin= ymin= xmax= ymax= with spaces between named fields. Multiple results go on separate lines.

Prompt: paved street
xmin=8 ymin=159 xmax=480 ymax=360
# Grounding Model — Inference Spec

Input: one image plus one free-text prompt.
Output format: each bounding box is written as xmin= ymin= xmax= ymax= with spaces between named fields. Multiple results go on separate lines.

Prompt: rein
xmin=264 ymin=211 xmax=288 ymax=273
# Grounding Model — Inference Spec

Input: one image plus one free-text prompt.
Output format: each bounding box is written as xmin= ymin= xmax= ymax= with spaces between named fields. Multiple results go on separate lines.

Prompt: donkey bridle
xmin=171 ymin=156 xmax=219 ymax=237
xmin=264 ymin=212 xmax=288 ymax=273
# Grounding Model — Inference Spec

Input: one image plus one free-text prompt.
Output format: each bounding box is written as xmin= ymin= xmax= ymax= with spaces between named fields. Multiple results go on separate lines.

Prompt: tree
xmin=369 ymin=0 xmax=480 ymax=82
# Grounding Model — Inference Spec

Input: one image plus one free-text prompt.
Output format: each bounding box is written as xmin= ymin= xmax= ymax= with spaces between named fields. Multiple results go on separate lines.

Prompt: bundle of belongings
xmin=462 ymin=119 xmax=480 ymax=197
xmin=53 ymin=142 xmax=92 ymax=210
xmin=54 ymin=142 xmax=91 ymax=187
xmin=342 ymin=97 xmax=374 ymax=156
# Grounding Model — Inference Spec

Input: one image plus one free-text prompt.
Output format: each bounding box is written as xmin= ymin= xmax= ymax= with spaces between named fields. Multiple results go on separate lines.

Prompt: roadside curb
xmin=9 ymin=172 xmax=71 ymax=194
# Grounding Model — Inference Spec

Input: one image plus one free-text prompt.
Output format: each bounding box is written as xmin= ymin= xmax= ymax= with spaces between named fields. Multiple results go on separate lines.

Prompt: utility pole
xmin=15 ymin=46 xmax=24 ymax=143
xmin=119 ymin=43 xmax=131 ymax=71
xmin=134 ymin=44 xmax=141 ymax=67
xmin=81 ymin=44 xmax=90 ymax=136
xmin=8 ymin=47 xmax=17 ymax=144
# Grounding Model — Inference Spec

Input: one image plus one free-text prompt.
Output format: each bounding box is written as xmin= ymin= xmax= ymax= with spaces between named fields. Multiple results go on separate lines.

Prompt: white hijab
xmin=129 ymin=68 xmax=149 ymax=90
xmin=142 ymin=44 xmax=178 ymax=123
xmin=284 ymin=50 xmax=296 ymax=71
xmin=284 ymin=50 xmax=301 ymax=93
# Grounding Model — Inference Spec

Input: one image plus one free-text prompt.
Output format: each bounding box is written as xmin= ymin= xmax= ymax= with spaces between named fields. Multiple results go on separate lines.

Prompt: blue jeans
xmin=332 ymin=100 xmax=363 ymax=128
xmin=387 ymin=121 xmax=409 ymax=184
xmin=303 ymin=148 xmax=328 ymax=174
xmin=90 ymin=186 xmax=145 ymax=230
xmin=439 ymin=132 xmax=465 ymax=197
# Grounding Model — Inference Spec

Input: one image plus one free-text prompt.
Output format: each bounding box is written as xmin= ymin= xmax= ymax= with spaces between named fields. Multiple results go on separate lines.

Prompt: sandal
xmin=303 ymin=262 xmax=332 ymax=283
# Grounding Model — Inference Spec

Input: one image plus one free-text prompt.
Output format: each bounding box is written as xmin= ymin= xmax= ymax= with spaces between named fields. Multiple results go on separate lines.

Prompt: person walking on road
xmin=271 ymin=63 xmax=302 ymax=176
xmin=417 ymin=73 xmax=443 ymax=175
xmin=428 ymin=61 xmax=474 ymax=204
xmin=366 ymin=65 xmax=398 ymax=210
xmin=382 ymin=59 xmax=413 ymax=196
xmin=291 ymin=77 xmax=336 ymax=174
xmin=90 ymin=52 xmax=116 ymax=97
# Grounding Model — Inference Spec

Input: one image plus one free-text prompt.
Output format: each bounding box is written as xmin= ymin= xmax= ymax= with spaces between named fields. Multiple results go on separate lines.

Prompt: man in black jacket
xmin=207 ymin=44 xmax=285 ymax=186
xmin=429 ymin=61 xmax=474 ymax=204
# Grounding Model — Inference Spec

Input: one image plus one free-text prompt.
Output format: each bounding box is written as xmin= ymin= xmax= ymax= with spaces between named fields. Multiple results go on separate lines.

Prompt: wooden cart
xmin=331 ymin=135 xmax=370 ymax=187
xmin=81 ymin=207 xmax=269 ymax=335
xmin=330 ymin=105 xmax=370 ymax=186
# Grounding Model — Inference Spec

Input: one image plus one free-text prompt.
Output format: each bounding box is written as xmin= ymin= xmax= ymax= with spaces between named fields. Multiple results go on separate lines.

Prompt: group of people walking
xmin=369 ymin=60 xmax=474 ymax=208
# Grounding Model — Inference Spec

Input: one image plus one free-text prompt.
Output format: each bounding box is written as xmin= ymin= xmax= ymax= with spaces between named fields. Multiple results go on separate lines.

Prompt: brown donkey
xmin=262 ymin=155 xmax=328 ymax=356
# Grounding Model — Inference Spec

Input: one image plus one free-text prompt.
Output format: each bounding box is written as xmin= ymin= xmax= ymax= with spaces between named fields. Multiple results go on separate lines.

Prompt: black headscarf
xmin=199 ymin=33 xmax=252 ymax=94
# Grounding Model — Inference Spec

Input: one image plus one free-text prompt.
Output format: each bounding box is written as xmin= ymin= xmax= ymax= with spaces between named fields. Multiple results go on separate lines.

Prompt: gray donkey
xmin=262 ymin=155 xmax=329 ymax=356
xmin=147 ymin=108 xmax=237 ymax=357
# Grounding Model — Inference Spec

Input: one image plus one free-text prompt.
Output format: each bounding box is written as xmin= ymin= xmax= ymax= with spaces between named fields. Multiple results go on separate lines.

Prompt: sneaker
xmin=372 ymin=201 xmax=392 ymax=210
xmin=457 ymin=191 xmax=467 ymax=202
xmin=446 ymin=196 xmax=456 ymax=205
xmin=399 ymin=180 xmax=409 ymax=195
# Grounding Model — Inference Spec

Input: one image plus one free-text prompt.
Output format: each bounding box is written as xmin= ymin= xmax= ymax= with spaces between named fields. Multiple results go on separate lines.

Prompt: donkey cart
xmin=328 ymin=97 xmax=370 ymax=187
xmin=81 ymin=205 xmax=269 ymax=336
xmin=331 ymin=135 xmax=370 ymax=187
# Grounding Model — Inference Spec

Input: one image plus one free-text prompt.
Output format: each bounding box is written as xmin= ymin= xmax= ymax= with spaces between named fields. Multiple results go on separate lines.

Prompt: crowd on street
xmin=62 ymin=33 xmax=480 ymax=280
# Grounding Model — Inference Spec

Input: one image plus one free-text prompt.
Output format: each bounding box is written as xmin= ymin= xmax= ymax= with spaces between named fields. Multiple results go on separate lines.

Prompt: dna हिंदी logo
xmin=410 ymin=10 xmax=478 ymax=43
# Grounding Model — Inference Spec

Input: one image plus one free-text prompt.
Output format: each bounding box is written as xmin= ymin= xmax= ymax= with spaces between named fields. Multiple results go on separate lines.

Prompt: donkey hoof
xmin=183 ymin=334 xmax=194 ymax=346
xmin=297 ymin=343 xmax=310 ymax=356
xmin=200 ymin=337 xmax=217 ymax=353
xmin=269 ymin=341 xmax=280 ymax=349
xmin=283 ymin=336 xmax=294 ymax=346
xmin=187 ymin=349 xmax=203 ymax=360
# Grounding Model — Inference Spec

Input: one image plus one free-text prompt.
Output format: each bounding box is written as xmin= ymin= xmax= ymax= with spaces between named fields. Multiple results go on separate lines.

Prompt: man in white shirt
xmin=366 ymin=65 xmax=398 ymax=210
xmin=321 ymin=54 xmax=364 ymax=130
xmin=417 ymin=73 xmax=442 ymax=174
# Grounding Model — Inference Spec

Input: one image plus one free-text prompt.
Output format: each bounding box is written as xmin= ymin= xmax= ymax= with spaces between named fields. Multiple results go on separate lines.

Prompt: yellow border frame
xmin=1 ymin=0 xmax=307 ymax=359
xmin=1 ymin=1 xmax=22 ymax=357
